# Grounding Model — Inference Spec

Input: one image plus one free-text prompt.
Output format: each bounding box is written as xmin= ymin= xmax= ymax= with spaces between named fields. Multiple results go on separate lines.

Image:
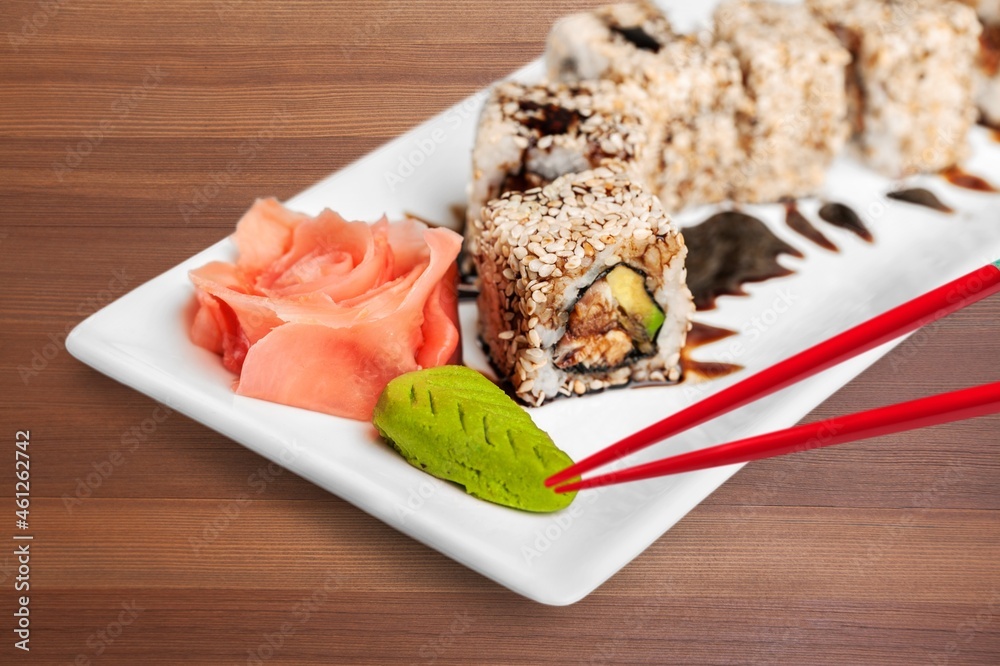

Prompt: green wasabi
xmin=373 ymin=366 xmax=577 ymax=513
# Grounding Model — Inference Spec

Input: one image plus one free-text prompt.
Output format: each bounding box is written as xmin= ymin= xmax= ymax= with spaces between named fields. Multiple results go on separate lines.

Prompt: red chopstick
xmin=554 ymin=380 xmax=1000 ymax=493
xmin=546 ymin=260 xmax=1000 ymax=488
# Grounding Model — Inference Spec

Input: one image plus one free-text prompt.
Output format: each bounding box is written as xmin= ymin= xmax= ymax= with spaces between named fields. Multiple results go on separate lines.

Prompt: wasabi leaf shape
xmin=373 ymin=366 xmax=577 ymax=512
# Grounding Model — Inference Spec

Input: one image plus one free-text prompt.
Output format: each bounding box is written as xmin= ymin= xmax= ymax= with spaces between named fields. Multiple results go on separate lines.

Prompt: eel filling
xmin=554 ymin=266 xmax=665 ymax=371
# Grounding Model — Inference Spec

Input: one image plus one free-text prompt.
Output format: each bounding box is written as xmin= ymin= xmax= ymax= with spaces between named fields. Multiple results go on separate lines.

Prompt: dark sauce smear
xmin=818 ymin=203 xmax=873 ymax=242
xmin=683 ymin=211 xmax=803 ymax=311
xmin=611 ymin=25 xmax=661 ymax=53
xmin=682 ymin=322 xmax=743 ymax=381
xmin=783 ymin=200 xmax=837 ymax=251
xmin=631 ymin=360 xmax=743 ymax=387
xmin=992 ymin=128 xmax=1000 ymax=144
xmin=886 ymin=188 xmax=954 ymax=214
xmin=686 ymin=321 xmax=738 ymax=348
xmin=941 ymin=166 xmax=998 ymax=193
xmin=682 ymin=358 xmax=744 ymax=381
xmin=633 ymin=322 xmax=743 ymax=388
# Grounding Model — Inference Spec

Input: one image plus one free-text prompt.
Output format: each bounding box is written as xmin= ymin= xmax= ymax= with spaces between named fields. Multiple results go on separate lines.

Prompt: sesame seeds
xmin=474 ymin=165 xmax=691 ymax=406
xmin=465 ymin=76 xmax=662 ymax=265
xmin=546 ymin=2 xmax=752 ymax=210
xmin=715 ymin=0 xmax=852 ymax=200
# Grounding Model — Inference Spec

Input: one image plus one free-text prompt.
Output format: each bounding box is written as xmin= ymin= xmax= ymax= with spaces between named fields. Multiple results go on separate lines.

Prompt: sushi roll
xmin=714 ymin=0 xmax=850 ymax=202
xmin=474 ymin=163 xmax=694 ymax=407
xmin=466 ymin=79 xmax=659 ymax=266
xmin=545 ymin=1 xmax=677 ymax=92
xmin=545 ymin=2 xmax=748 ymax=210
xmin=653 ymin=35 xmax=748 ymax=210
xmin=808 ymin=0 xmax=981 ymax=176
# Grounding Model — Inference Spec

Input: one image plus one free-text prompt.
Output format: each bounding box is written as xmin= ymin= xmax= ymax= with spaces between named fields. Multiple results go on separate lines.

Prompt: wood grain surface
xmin=2 ymin=1 xmax=999 ymax=664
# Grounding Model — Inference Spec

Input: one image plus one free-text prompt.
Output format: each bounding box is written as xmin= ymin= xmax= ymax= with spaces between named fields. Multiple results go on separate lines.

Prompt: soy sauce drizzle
xmin=633 ymin=322 xmax=743 ymax=387
xmin=687 ymin=321 xmax=738 ymax=349
xmin=683 ymin=211 xmax=803 ymax=311
xmin=683 ymin=358 xmax=744 ymax=381
xmin=818 ymin=203 xmax=873 ymax=242
xmin=886 ymin=188 xmax=955 ymax=214
xmin=941 ymin=166 xmax=998 ymax=193
xmin=682 ymin=322 xmax=743 ymax=381
xmin=783 ymin=200 xmax=837 ymax=251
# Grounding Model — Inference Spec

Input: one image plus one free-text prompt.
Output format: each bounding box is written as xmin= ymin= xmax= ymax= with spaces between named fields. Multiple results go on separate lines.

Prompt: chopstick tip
xmin=544 ymin=468 xmax=574 ymax=487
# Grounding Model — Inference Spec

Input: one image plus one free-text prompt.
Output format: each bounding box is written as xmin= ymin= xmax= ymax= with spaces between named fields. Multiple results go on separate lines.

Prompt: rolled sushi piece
xmin=714 ymin=0 xmax=850 ymax=202
xmin=545 ymin=1 xmax=748 ymax=210
xmin=808 ymin=0 xmax=981 ymax=176
xmin=652 ymin=36 xmax=748 ymax=211
xmin=474 ymin=163 xmax=694 ymax=407
xmin=545 ymin=0 xmax=677 ymax=92
xmin=466 ymin=79 xmax=659 ymax=267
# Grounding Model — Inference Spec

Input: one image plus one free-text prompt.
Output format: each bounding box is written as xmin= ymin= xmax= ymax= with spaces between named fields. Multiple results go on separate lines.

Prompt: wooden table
xmin=3 ymin=1 xmax=999 ymax=663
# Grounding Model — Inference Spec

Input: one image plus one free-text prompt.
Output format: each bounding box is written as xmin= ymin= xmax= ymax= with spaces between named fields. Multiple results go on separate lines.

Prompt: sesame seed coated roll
xmin=474 ymin=164 xmax=694 ymax=406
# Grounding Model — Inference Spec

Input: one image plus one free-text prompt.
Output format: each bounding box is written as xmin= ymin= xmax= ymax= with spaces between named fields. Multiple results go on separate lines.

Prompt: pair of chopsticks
xmin=549 ymin=260 xmax=1000 ymax=494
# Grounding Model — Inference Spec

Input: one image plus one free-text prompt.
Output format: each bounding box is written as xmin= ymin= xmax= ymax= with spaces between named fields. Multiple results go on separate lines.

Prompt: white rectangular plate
xmin=68 ymin=1 xmax=1000 ymax=605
